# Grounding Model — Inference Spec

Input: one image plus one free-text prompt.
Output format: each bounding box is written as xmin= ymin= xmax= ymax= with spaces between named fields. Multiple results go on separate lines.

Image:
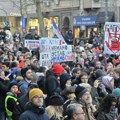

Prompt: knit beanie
xmin=29 ymin=88 xmax=44 ymax=102
xmin=60 ymin=73 xmax=71 ymax=90
xmin=52 ymin=64 xmax=64 ymax=76
xmin=112 ymin=88 xmax=120 ymax=98
xmin=75 ymin=85 xmax=88 ymax=100
xmin=49 ymin=95 xmax=64 ymax=106
xmin=9 ymin=82 xmax=18 ymax=90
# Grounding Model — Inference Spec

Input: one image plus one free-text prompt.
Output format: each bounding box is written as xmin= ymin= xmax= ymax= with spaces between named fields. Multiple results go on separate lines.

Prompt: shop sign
xmin=73 ymin=16 xmax=96 ymax=26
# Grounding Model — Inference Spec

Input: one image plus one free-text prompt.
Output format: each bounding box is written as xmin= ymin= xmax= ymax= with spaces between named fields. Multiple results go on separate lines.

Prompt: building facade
xmin=24 ymin=0 xmax=119 ymax=38
xmin=0 ymin=0 xmax=21 ymax=33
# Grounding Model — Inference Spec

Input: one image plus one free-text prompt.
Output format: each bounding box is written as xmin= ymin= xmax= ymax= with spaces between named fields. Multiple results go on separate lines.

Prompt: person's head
xmin=72 ymin=67 xmax=81 ymax=78
xmin=63 ymin=86 xmax=76 ymax=100
xmin=75 ymin=85 xmax=91 ymax=104
xmin=29 ymin=88 xmax=44 ymax=107
xmin=60 ymin=73 xmax=72 ymax=90
xmin=9 ymin=82 xmax=19 ymax=94
xmin=77 ymin=72 xmax=88 ymax=83
xmin=52 ymin=63 xmax=64 ymax=76
xmin=112 ymin=67 xmax=120 ymax=79
xmin=95 ymin=61 xmax=101 ymax=69
xmin=97 ymin=94 xmax=116 ymax=113
xmin=2 ymin=61 xmax=10 ymax=71
xmin=28 ymin=82 xmax=38 ymax=92
xmin=107 ymin=62 xmax=113 ymax=71
xmin=64 ymin=103 xmax=85 ymax=120
xmin=21 ymin=66 xmax=33 ymax=80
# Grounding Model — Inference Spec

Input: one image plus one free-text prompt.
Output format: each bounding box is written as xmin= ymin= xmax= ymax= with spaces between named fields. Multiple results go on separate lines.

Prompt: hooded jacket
xmin=19 ymin=103 xmax=49 ymax=120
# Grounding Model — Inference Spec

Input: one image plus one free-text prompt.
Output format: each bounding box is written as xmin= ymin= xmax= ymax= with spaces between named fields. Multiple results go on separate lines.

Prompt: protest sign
xmin=104 ymin=22 xmax=120 ymax=55
xmin=40 ymin=52 xmax=52 ymax=67
xmin=24 ymin=40 xmax=40 ymax=50
xmin=39 ymin=37 xmax=73 ymax=66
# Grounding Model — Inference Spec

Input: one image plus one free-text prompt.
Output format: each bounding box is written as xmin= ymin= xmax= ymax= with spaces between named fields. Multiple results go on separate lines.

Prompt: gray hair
xmin=63 ymin=103 xmax=82 ymax=120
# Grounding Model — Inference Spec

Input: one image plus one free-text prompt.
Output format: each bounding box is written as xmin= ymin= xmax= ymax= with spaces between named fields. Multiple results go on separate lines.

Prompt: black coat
xmin=96 ymin=112 xmax=114 ymax=120
xmin=19 ymin=103 xmax=49 ymax=120
xmin=12 ymin=93 xmax=29 ymax=120
xmin=0 ymin=78 xmax=10 ymax=110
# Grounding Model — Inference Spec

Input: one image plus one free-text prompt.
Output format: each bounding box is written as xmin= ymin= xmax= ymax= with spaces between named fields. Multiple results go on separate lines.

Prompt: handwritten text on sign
xmin=104 ymin=22 xmax=120 ymax=55
xmin=24 ymin=40 xmax=40 ymax=50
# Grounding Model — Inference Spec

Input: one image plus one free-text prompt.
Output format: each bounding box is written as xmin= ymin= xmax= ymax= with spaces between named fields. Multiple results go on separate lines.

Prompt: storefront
xmin=73 ymin=16 xmax=97 ymax=40
xmin=27 ymin=17 xmax=59 ymax=37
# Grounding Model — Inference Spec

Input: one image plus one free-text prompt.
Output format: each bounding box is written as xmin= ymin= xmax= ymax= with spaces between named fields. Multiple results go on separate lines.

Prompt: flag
xmin=7 ymin=61 xmax=25 ymax=77
xmin=51 ymin=17 xmax=66 ymax=45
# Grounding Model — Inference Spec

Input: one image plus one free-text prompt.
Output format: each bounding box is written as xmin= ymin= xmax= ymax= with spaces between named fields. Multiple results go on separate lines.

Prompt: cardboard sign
xmin=104 ymin=22 xmax=120 ymax=54
xmin=24 ymin=40 xmax=40 ymax=50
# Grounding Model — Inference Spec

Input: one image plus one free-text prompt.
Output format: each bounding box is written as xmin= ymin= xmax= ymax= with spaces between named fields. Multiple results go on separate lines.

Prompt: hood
xmin=46 ymin=70 xmax=54 ymax=78
xmin=18 ymin=80 xmax=28 ymax=86
xmin=102 ymin=75 xmax=113 ymax=90
xmin=6 ymin=92 xmax=17 ymax=97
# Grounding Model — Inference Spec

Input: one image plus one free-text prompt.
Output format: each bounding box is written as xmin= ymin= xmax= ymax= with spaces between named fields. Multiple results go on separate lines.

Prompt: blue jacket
xmin=18 ymin=80 xmax=29 ymax=96
xmin=19 ymin=103 xmax=49 ymax=120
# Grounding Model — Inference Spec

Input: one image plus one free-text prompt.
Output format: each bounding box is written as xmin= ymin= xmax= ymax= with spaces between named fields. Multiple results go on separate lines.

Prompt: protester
xmin=19 ymin=88 xmax=49 ymax=120
xmin=46 ymin=94 xmax=64 ymax=120
xmin=5 ymin=82 xmax=20 ymax=120
xmin=63 ymin=103 xmax=85 ymax=120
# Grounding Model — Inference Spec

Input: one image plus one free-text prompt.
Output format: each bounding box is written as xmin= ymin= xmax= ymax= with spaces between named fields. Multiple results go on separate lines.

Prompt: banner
xmin=40 ymin=52 xmax=52 ymax=67
xmin=39 ymin=37 xmax=62 ymax=52
xmin=39 ymin=38 xmax=73 ymax=66
xmin=104 ymin=22 xmax=120 ymax=55
xmin=24 ymin=40 xmax=40 ymax=50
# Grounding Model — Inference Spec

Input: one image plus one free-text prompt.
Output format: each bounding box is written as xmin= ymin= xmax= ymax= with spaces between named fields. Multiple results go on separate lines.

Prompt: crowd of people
xmin=0 ymin=26 xmax=120 ymax=120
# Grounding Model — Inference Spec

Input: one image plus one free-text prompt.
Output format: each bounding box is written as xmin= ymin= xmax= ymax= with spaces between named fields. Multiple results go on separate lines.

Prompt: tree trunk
xmin=35 ymin=1 xmax=46 ymax=37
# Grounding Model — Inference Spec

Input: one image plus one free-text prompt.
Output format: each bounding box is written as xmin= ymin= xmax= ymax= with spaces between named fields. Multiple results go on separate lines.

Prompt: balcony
xmin=83 ymin=0 xmax=101 ymax=9
xmin=41 ymin=0 xmax=80 ymax=12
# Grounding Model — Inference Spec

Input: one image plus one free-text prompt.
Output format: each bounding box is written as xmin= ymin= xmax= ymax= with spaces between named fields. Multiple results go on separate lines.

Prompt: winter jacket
xmin=5 ymin=92 xmax=18 ymax=120
xmin=96 ymin=112 xmax=114 ymax=120
xmin=70 ymin=98 xmax=95 ymax=120
xmin=12 ymin=93 xmax=29 ymax=120
xmin=19 ymin=103 xmax=49 ymax=120
xmin=18 ymin=79 xmax=30 ymax=96
xmin=0 ymin=77 xmax=10 ymax=110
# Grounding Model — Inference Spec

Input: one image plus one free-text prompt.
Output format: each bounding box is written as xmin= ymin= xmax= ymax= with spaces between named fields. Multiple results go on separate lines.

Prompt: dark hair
xmin=77 ymin=72 xmax=88 ymax=83
xmin=97 ymin=94 xmax=116 ymax=113
xmin=72 ymin=67 xmax=81 ymax=74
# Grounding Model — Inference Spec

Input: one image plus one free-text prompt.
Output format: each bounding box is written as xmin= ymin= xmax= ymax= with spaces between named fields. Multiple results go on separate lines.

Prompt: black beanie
xmin=60 ymin=73 xmax=71 ymax=90
xmin=9 ymin=82 xmax=18 ymax=90
xmin=75 ymin=85 xmax=88 ymax=100
xmin=49 ymin=95 xmax=64 ymax=106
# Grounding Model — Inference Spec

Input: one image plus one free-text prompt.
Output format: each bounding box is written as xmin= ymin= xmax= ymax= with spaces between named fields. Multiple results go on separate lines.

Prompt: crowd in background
xmin=0 ymin=26 xmax=120 ymax=120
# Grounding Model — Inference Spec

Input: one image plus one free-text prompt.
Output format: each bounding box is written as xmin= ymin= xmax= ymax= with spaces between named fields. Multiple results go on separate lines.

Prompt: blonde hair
xmin=46 ymin=105 xmax=63 ymax=120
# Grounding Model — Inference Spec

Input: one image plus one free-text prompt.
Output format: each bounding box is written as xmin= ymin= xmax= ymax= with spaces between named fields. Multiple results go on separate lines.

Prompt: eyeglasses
xmin=75 ymin=112 xmax=85 ymax=115
xmin=33 ymin=96 xmax=44 ymax=99
xmin=26 ymin=71 xmax=33 ymax=74
xmin=81 ymin=78 xmax=88 ymax=79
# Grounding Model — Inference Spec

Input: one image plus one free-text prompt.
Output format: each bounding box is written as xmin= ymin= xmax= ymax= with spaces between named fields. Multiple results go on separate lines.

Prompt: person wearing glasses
xmin=19 ymin=88 xmax=49 ymax=120
xmin=63 ymin=103 xmax=85 ymax=120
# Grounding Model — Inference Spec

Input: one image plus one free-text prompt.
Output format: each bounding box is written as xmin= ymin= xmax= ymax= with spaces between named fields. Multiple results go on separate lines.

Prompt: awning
xmin=96 ymin=12 xmax=114 ymax=24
